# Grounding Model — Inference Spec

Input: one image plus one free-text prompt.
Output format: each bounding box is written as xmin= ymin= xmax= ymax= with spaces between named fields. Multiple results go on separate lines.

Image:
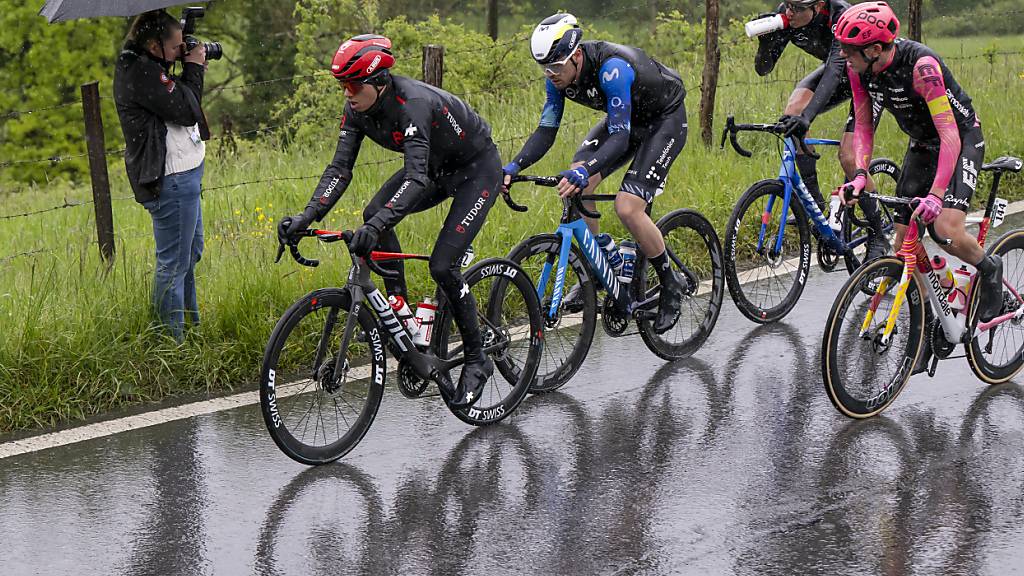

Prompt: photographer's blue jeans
xmin=142 ymin=162 xmax=204 ymax=342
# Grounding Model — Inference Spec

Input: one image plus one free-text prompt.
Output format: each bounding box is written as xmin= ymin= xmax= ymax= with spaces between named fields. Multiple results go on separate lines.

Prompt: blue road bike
xmin=503 ymin=175 xmax=725 ymax=392
xmin=720 ymin=116 xmax=900 ymax=324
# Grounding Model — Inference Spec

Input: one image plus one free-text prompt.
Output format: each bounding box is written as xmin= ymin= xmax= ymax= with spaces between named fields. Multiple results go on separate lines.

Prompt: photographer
xmin=113 ymin=9 xmax=210 ymax=342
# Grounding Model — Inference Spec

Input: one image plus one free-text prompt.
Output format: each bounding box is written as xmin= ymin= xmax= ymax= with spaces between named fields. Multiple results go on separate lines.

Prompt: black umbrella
xmin=39 ymin=0 xmax=202 ymax=23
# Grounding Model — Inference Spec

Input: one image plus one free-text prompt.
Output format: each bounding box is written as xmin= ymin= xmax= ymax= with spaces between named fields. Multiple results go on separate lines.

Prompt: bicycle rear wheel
xmin=636 ymin=209 xmax=725 ymax=360
xmin=260 ymin=288 xmax=386 ymax=465
xmin=506 ymin=234 xmax=597 ymax=392
xmin=433 ymin=258 xmax=544 ymax=426
xmin=967 ymin=229 xmax=1024 ymax=383
xmin=725 ymin=179 xmax=811 ymax=323
xmin=821 ymin=257 xmax=925 ymax=418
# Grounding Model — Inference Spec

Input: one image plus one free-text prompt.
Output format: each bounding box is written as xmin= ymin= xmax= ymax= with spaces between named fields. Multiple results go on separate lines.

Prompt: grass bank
xmin=1 ymin=34 xmax=1023 ymax=433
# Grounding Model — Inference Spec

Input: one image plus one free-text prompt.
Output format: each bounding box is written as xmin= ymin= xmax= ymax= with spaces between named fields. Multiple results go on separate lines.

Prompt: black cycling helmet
xmin=530 ymin=13 xmax=583 ymax=66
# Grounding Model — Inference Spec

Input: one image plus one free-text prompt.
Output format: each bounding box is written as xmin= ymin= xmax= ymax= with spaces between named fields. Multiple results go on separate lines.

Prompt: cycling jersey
xmin=756 ymin=0 xmax=852 ymax=123
xmin=511 ymin=40 xmax=686 ymax=202
xmin=307 ymin=74 xmax=494 ymax=231
xmin=849 ymin=40 xmax=983 ymax=219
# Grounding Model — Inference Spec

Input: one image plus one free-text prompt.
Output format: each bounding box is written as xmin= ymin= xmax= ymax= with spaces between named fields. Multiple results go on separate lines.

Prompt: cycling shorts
xmin=893 ymin=125 xmax=985 ymax=225
xmin=572 ymin=100 xmax=688 ymax=204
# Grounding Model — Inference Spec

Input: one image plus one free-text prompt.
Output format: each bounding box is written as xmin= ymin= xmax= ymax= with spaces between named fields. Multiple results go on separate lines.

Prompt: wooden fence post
xmin=908 ymin=0 xmax=923 ymax=42
xmin=81 ymin=81 xmax=115 ymax=264
xmin=699 ymin=0 xmax=721 ymax=147
xmin=487 ymin=0 xmax=498 ymax=41
xmin=423 ymin=45 xmax=445 ymax=88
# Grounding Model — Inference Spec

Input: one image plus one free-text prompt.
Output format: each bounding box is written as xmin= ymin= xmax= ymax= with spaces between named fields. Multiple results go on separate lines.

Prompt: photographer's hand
xmin=184 ymin=43 xmax=206 ymax=66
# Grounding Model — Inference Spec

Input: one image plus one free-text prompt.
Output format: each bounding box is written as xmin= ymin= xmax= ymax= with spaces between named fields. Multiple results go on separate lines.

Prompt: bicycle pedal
xmin=927 ymin=355 xmax=939 ymax=378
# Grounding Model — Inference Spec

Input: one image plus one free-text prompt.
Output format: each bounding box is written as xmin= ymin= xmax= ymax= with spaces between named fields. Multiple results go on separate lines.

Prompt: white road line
xmin=3 ymin=198 xmax=1022 ymax=458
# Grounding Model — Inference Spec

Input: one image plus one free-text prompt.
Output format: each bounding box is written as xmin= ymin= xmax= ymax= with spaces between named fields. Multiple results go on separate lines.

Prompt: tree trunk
xmin=908 ymin=0 xmax=923 ymax=42
xmin=699 ymin=0 xmax=721 ymax=147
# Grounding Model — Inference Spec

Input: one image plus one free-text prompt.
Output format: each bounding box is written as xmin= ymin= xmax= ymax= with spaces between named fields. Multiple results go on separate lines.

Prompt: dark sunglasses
xmin=784 ymin=2 xmax=814 ymax=12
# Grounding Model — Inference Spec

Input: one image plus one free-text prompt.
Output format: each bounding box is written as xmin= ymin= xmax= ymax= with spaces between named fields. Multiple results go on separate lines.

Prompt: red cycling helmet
xmin=834 ymin=2 xmax=899 ymax=47
xmin=331 ymin=34 xmax=395 ymax=83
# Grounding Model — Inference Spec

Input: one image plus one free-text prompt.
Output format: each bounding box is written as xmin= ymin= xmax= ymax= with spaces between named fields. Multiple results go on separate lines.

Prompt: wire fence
xmin=3 ymin=2 xmax=1023 ymax=262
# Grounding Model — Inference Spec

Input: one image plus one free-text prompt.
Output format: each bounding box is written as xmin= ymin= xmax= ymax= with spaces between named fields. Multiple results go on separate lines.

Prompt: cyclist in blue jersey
xmin=501 ymin=13 xmax=688 ymax=334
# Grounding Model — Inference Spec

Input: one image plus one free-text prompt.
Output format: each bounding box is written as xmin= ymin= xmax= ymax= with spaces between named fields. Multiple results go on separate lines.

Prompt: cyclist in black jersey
xmin=501 ymin=13 xmax=689 ymax=334
xmin=278 ymin=35 xmax=501 ymax=409
xmin=835 ymin=2 xmax=1002 ymax=329
xmin=755 ymin=0 xmax=888 ymax=260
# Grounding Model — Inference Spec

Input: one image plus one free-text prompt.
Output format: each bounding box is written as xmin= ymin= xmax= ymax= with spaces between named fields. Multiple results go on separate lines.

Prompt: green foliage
xmin=0 ymin=1 xmax=124 ymax=188
xmin=926 ymin=1 xmax=1024 ymax=38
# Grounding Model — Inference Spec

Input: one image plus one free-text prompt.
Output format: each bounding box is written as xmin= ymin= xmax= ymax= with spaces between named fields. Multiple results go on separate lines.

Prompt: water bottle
xmin=618 ymin=240 xmax=637 ymax=284
xmin=459 ymin=245 xmax=475 ymax=268
xmin=595 ymin=233 xmax=624 ymax=273
xmin=931 ymin=255 xmax=954 ymax=291
xmin=828 ymin=193 xmax=843 ymax=232
xmin=412 ymin=297 xmax=438 ymax=347
xmin=745 ymin=13 xmax=788 ymax=38
xmin=389 ymin=295 xmax=418 ymax=335
xmin=949 ymin=265 xmax=973 ymax=311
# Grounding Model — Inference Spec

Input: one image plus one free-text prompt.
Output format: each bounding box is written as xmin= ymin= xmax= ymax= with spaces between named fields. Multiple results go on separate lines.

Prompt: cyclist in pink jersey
xmin=836 ymin=2 xmax=1002 ymax=329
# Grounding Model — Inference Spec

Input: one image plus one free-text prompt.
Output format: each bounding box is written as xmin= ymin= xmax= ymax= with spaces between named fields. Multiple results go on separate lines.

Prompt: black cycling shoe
xmin=976 ymin=254 xmax=1004 ymax=323
xmin=653 ymin=271 xmax=685 ymax=334
xmin=449 ymin=351 xmax=492 ymax=409
xmin=562 ymin=282 xmax=585 ymax=314
xmin=865 ymin=232 xmax=890 ymax=263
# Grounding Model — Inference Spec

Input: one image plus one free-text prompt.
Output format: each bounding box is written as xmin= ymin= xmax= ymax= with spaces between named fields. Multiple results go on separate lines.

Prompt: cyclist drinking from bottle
xmin=835 ymin=2 xmax=1002 ymax=328
xmin=278 ymin=35 xmax=501 ymax=409
xmin=501 ymin=13 xmax=688 ymax=334
xmin=754 ymin=0 xmax=889 ymax=261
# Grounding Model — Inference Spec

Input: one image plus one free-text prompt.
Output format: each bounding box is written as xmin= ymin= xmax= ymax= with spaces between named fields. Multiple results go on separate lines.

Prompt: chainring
xmin=816 ymin=239 xmax=840 ymax=272
xmin=398 ymin=361 xmax=429 ymax=398
xmin=929 ymin=318 xmax=957 ymax=360
xmin=601 ymin=295 xmax=629 ymax=337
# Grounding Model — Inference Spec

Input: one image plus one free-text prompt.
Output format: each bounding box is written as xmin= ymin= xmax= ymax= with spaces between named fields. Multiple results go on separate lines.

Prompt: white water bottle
xmin=828 ymin=193 xmax=843 ymax=232
xmin=618 ymin=240 xmax=637 ymax=284
xmin=745 ymin=13 xmax=788 ymax=38
xmin=949 ymin=266 xmax=972 ymax=311
xmin=412 ymin=298 xmax=438 ymax=347
xmin=931 ymin=256 xmax=954 ymax=292
xmin=389 ymin=295 xmax=418 ymax=336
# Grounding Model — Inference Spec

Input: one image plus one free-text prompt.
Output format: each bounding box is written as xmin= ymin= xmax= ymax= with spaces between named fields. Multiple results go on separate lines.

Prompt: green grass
xmin=1 ymin=34 xmax=1023 ymax=433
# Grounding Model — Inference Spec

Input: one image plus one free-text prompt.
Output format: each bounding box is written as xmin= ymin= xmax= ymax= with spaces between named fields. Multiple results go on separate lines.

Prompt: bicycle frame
xmin=760 ymin=137 xmax=848 ymax=256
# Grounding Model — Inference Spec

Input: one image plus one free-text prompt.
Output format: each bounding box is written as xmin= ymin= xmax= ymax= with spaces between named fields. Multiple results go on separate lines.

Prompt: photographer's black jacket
xmin=113 ymin=43 xmax=209 ymax=203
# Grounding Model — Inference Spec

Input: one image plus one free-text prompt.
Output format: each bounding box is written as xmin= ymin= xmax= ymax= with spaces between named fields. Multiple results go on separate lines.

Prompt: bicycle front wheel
xmin=260 ymin=288 xmax=386 ymax=465
xmin=506 ymin=233 xmax=598 ymax=392
xmin=433 ymin=258 xmax=544 ymax=426
xmin=636 ymin=209 xmax=725 ymax=360
xmin=724 ymin=179 xmax=811 ymax=323
xmin=967 ymin=229 xmax=1024 ymax=383
xmin=821 ymin=257 xmax=925 ymax=418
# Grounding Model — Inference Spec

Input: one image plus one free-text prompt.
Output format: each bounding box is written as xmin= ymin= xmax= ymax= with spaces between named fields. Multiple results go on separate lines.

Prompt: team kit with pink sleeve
xmin=847 ymin=39 xmax=984 ymax=225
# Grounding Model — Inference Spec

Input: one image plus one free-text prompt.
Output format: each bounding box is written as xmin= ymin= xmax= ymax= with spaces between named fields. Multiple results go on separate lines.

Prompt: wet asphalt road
xmin=4 ymin=228 xmax=1024 ymax=575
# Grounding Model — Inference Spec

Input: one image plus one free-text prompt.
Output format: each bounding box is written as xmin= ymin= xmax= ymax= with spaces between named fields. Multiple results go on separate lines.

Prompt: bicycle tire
xmin=636 ymin=209 xmax=725 ymax=360
xmin=842 ymin=157 xmax=901 ymax=274
xmin=432 ymin=258 xmax=544 ymax=426
xmin=725 ymin=179 xmax=812 ymax=324
xmin=260 ymin=288 xmax=386 ymax=465
xmin=966 ymin=229 xmax=1024 ymax=384
xmin=506 ymin=233 xmax=598 ymax=392
xmin=821 ymin=257 xmax=925 ymax=418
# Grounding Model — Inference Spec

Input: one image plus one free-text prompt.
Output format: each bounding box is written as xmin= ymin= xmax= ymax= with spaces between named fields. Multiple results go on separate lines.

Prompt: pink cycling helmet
xmin=834 ymin=2 xmax=900 ymax=46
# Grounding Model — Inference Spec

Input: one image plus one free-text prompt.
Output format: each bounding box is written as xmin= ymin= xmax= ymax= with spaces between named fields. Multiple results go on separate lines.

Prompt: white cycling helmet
xmin=530 ymin=13 xmax=583 ymax=65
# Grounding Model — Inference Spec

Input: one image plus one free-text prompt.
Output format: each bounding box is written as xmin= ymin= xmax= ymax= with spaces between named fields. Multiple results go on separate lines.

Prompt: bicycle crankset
xmin=602 ymin=295 xmax=629 ymax=336
xmin=816 ymin=239 xmax=840 ymax=272
xmin=398 ymin=361 xmax=429 ymax=398
xmin=929 ymin=318 xmax=957 ymax=360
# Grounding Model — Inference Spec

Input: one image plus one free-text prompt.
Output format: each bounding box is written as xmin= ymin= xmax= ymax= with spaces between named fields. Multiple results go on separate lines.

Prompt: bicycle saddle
xmin=981 ymin=156 xmax=1023 ymax=173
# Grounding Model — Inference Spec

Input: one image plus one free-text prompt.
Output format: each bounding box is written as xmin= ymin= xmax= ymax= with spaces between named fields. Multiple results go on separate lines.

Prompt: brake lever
xmin=572 ymin=195 xmax=601 ymax=219
xmin=365 ymin=256 xmax=400 ymax=279
xmin=795 ymin=136 xmax=821 ymax=160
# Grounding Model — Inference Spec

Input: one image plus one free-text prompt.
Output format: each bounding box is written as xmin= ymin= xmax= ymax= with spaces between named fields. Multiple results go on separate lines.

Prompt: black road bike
xmin=261 ymin=229 xmax=544 ymax=465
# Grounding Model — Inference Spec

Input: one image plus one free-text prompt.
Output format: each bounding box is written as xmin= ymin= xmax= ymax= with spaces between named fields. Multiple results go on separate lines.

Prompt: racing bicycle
xmin=822 ymin=155 xmax=1023 ymax=418
xmin=720 ymin=116 xmax=900 ymax=323
xmin=261 ymin=229 xmax=544 ymax=464
xmin=502 ymin=175 xmax=724 ymax=392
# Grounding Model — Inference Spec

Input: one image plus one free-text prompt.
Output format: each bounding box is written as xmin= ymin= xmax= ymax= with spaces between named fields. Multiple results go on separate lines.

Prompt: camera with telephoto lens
xmin=180 ymin=7 xmax=223 ymax=60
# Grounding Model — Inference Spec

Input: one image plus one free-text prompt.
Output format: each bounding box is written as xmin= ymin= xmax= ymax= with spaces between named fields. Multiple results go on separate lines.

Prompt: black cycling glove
xmin=349 ymin=223 xmax=380 ymax=257
xmin=778 ymin=114 xmax=810 ymax=138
